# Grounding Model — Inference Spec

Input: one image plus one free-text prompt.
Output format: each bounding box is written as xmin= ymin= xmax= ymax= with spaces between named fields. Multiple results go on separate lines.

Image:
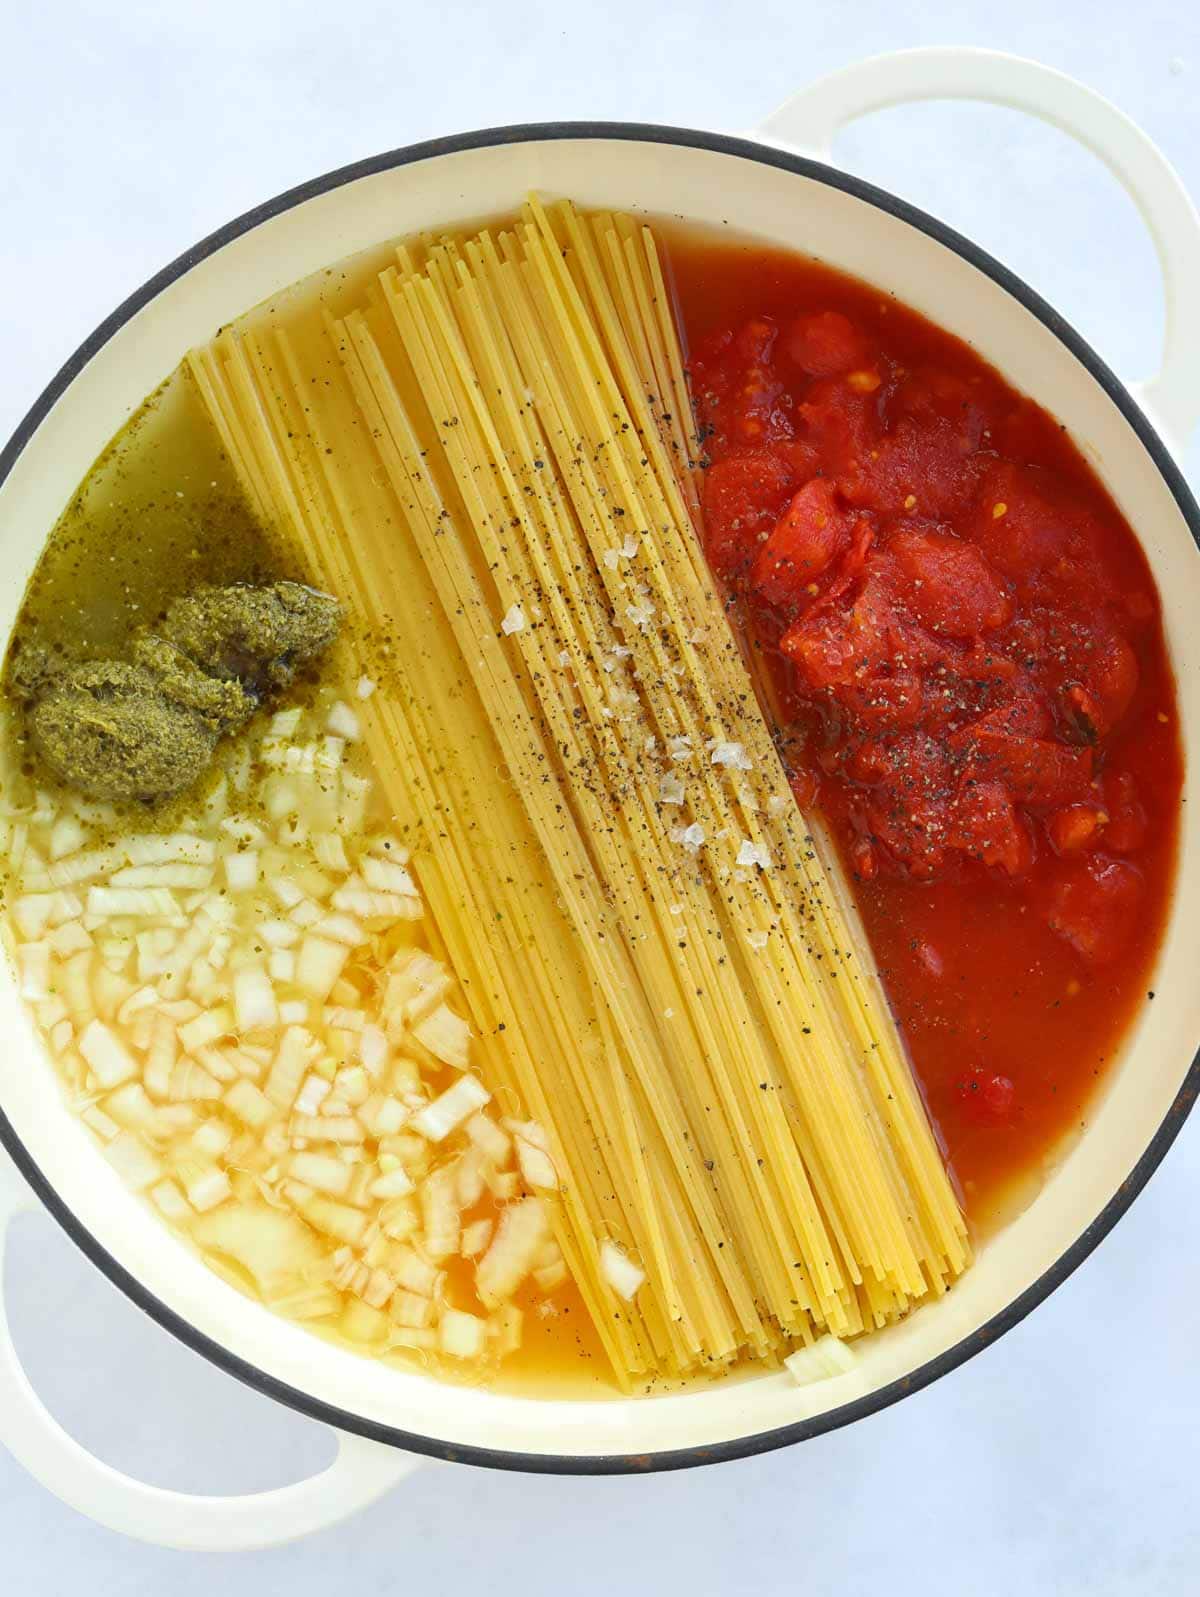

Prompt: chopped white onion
xmin=48 ymin=815 xmax=86 ymax=860
xmin=295 ymin=936 xmax=348 ymax=1000
xmin=600 ymin=1240 xmax=645 ymax=1301
xmin=110 ymin=864 xmax=213 ymax=889
xmin=312 ymin=913 xmax=367 ymax=947
xmin=184 ymin=1165 xmax=233 ymax=1213
xmin=326 ymin=701 xmax=361 ymax=740
xmin=369 ymin=1166 xmax=415 ymax=1200
xmin=224 ymin=852 xmax=260 ymax=893
xmin=515 ymin=1136 xmax=559 ymax=1191
xmin=783 ymin=1335 xmax=859 ymax=1387
xmin=476 ymin=1197 xmax=549 ymax=1306
xmin=17 ymin=944 xmax=50 ymax=1000
xmin=411 ymin=1075 xmax=491 ymax=1143
xmin=412 ymin=1004 xmax=470 ymax=1069
xmin=79 ymin=1019 xmax=137 ymax=1088
xmin=439 ymin=1307 xmax=486 ymax=1359
xmin=105 ymin=1131 xmax=162 ymax=1190
xmin=234 ymin=967 xmax=278 ymax=1034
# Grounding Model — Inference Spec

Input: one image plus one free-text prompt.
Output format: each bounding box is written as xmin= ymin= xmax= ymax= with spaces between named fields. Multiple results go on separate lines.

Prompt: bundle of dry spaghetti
xmin=189 ymin=197 xmax=969 ymax=1388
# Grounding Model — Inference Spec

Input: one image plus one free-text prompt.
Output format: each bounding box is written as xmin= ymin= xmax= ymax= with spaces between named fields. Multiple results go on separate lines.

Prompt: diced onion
xmin=360 ymin=856 xmax=418 ymax=897
xmin=476 ymin=1197 xmax=549 ymax=1306
xmin=326 ymin=701 xmax=361 ymax=740
xmin=411 ymin=1075 xmax=491 ymax=1142
xmin=234 ymin=967 xmax=278 ymax=1034
xmin=460 ymin=1218 xmax=493 ymax=1258
xmin=783 ymin=1335 xmax=860 ymax=1388
xmin=295 ymin=936 xmax=348 ymax=1000
xmin=412 ymin=1003 xmax=470 ymax=1069
xmin=224 ymin=852 xmax=260 ymax=893
xmin=79 ymin=1019 xmax=137 ymax=1088
xmin=439 ymin=1307 xmax=486 ymax=1358
xmin=515 ymin=1135 xmax=559 ymax=1191
xmin=105 ymin=1131 xmax=162 ymax=1190
xmin=17 ymin=944 xmax=50 ymax=1000
xmin=290 ymin=1151 xmax=353 ymax=1195
xmin=600 ymin=1240 xmax=645 ymax=1301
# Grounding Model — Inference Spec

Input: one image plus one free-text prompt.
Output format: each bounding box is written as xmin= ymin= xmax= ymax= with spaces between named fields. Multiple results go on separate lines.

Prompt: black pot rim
xmin=2 ymin=119 xmax=1197 ymax=1479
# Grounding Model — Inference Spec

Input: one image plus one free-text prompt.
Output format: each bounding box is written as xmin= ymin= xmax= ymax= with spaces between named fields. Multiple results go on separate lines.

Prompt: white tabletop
xmin=2 ymin=4 xmax=1198 ymax=1589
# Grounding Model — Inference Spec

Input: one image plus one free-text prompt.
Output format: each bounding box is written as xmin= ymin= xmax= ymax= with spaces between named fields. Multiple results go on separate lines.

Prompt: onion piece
xmin=124 ymin=835 xmax=216 ymax=867
xmin=104 ymin=1081 xmax=157 ymax=1130
xmin=224 ymin=851 xmax=260 ymax=893
xmin=600 ymin=1240 xmax=645 ymax=1301
xmin=225 ymin=1079 xmax=275 ymax=1129
xmin=265 ymin=1027 xmax=319 ymax=1109
xmin=295 ymin=936 xmax=349 ymax=1000
xmin=178 ymin=1006 xmax=233 ymax=1053
xmin=312 ymin=913 xmax=367 ymax=947
xmin=476 ymin=1197 xmax=549 ymax=1306
xmin=110 ymin=864 xmax=213 ymax=889
xmin=411 ymin=1004 xmax=470 ymax=1070
xmin=78 ymin=1019 xmax=138 ymax=1088
xmin=461 ymin=1218 xmax=493 ymax=1258
xmin=105 ymin=1131 xmax=162 ymax=1190
xmin=361 ymin=857 xmax=417 ymax=897
xmin=420 ymin=1165 xmax=461 ymax=1260
xmin=150 ymin=1179 xmax=192 ymax=1222
xmin=515 ymin=1136 xmax=559 ymax=1191
xmin=411 ymin=1075 xmax=491 ymax=1143
xmin=465 ymin=1113 xmax=512 ymax=1166
xmin=369 ymin=1166 xmax=415 ymax=1200
xmin=326 ymin=701 xmax=361 ymax=740
xmin=17 ymin=944 xmax=50 ymax=1000
xmin=233 ymin=967 xmax=278 ymax=1034
xmin=439 ymin=1307 xmax=486 ymax=1359
xmin=289 ymin=1151 xmax=353 ymax=1195
xmin=783 ymin=1336 xmax=859 ymax=1388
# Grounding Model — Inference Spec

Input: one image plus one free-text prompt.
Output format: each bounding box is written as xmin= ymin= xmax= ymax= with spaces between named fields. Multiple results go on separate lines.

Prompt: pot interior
xmin=1 ymin=130 xmax=1197 ymax=1464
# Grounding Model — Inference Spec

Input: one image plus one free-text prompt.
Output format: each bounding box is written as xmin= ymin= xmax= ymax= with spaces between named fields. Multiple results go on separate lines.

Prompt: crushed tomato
xmin=669 ymin=228 xmax=1182 ymax=1222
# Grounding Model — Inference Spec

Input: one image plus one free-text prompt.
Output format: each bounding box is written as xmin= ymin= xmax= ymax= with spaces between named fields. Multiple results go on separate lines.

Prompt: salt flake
xmin=709 ymin=740 xmax=752 ymax=771
xmin=501 ymin=604 xmax=526 ymax=635
xmin=658 ymin=772 xmax=685 ymax=806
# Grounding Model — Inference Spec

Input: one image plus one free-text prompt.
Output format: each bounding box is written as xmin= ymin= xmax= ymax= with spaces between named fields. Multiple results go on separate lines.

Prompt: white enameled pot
xmin=2 ymin=48 xmax=1199 ymax=1551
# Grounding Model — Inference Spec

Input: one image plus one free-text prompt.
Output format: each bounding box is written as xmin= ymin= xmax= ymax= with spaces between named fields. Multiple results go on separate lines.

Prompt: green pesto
xmin=3 ymin=367 xmax=342 ymax=806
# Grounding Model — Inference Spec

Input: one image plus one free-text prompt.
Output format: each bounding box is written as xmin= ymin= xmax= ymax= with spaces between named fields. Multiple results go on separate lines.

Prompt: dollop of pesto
xmin=20 ymin=581 xmax=341 ymax=802
xmin=28 ymin=660 xmax=218 ymax=802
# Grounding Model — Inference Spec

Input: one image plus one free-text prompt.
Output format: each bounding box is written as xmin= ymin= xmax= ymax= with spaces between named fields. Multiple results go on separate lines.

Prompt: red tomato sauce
xmin=663 ymin=225 xmax=1183 ymax=1223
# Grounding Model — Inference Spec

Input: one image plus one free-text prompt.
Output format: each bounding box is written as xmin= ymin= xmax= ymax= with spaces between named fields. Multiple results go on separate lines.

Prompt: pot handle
xmin=0 ymin=1149 xmax=419 ymax=1550
xmin=754 ymin=47 xmax=1200 ymax=456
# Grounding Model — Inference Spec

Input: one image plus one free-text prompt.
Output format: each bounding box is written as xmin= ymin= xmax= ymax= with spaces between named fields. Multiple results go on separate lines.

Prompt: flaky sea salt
xmin=501 ymin=604 xmax=526 ymax=635
xmin=709 ymin=740 xmax=752 ymax=771
xmin=658 ymin=772 xmax=685 ymax=806
xmin=671 ymin=823 xmax=706 ymax=852
xmin=736 ymin=840 xmax=771 ymax=870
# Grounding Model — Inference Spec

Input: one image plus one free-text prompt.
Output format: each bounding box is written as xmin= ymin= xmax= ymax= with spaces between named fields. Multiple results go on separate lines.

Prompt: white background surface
xmin=2 ymin=3 xmax=1199 ymax=1591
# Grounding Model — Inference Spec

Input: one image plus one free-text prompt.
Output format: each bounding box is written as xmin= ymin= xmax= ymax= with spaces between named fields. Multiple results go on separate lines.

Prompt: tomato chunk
xmin=784 ymin=311 xmax=868 ymax=376
xmin=888 ymin=526 xmax=1010 ymax=637
xmin=751 ymin=479 xmax=851 ymax=606
xmin=1047 ymin=803 xmax=1108 ymax=856
xmin=1063 ymin=632 xmax=1139 ymax=738
xmin=701 ymin=450 xmax=795 ymax=579
xmin=950 ymin=779 xmax=1032 ymax=875
xmin=1045 ymin=856 xmax=1143 ymax=964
